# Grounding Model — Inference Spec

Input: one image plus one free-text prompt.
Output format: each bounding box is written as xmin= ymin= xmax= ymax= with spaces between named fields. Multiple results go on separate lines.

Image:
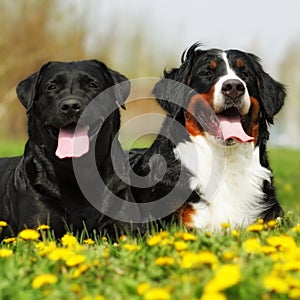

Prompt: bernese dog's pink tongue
xmin=55 ymin=125 xmax=89 ymax=159
xmin=217 ymin=113 xmax=254 ymax=143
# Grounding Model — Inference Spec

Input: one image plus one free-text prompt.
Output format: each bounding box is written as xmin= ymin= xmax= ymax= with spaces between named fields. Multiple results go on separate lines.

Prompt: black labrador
xmin=0 ymin=60 xmax=138 ymax=239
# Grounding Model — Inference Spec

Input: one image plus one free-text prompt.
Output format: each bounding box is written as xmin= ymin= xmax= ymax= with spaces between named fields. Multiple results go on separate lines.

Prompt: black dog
xmin=0 ymin=60 xmax=137 ymax=239
xmin=130 ymin=43 xmax=286 ymax=230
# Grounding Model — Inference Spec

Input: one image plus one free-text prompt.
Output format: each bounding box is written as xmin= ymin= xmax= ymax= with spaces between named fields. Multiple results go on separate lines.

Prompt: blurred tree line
xmin=278 ymin=43 xmax=300 ymax=148
xmin=0 ymin=0 xmax=299 ymax=147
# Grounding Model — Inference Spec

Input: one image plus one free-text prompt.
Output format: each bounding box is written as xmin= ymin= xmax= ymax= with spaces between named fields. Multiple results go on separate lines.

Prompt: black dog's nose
xmin=60 ymin=99 xmax=82 ymax=114
xmin=222 ymin=79 xmax=245 ymax=100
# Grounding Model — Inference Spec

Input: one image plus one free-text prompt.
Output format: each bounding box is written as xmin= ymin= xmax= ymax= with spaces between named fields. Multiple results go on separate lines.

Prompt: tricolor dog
xmin=130 ymin=43 xmax=286 ymax=230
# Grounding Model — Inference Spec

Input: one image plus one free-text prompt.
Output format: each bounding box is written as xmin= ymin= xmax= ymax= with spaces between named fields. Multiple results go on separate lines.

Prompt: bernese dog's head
xmin=154 ymin=43 xmax=286 ymax=147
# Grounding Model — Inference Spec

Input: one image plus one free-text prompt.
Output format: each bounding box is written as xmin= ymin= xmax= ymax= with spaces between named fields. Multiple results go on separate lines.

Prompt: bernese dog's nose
xmin=222 ymin=79 xmax=245 ymax=100
xmin=60 ymin=99 xmax=82 ymax=115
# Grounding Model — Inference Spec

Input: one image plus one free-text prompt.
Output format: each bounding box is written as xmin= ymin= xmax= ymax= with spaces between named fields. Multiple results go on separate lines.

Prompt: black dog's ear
xmin=107 ymin=68 xmax=130 ymax=110
xmin=91 ymin=60 xmax=130 ymax=110
xmin=16 ymin=62 xmax=53 ymax=113
xmin=16 ymin=72 xmax=40 ymax=112
xmin=250 ymin=54 xmax=286 ymax=124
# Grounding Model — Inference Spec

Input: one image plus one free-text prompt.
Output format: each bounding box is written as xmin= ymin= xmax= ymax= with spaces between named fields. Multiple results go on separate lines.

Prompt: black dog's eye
xmin=88 ymin=82 xmax=99 ymax=89
xmin=47 ymin=84 xmax=57 ymax=91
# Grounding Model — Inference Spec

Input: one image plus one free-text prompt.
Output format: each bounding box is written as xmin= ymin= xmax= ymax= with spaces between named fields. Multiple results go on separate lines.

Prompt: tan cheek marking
xmin=185 ymin=111 xmax=204 ymax=136
xmin=176 ymin=204 xmax=196 ymax=228
xmin=185 ymin=91 xmax=215 ymax=137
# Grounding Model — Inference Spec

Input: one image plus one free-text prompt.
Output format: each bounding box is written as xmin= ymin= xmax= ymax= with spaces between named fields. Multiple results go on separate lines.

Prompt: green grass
xmin=0 ymin=140 xmax=300 ymax=299
xmin=0 ymin=139 xmax=25 ymax=157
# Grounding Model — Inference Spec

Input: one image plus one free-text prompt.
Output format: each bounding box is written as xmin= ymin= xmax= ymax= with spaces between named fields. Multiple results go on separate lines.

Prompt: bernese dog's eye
xmin=242 ymin=71 xmax=249 ymax=78
xmin=204 ymin=70 xmax=213 ymax=76
xmin=47 ymin=84 xmax=57 ymax=91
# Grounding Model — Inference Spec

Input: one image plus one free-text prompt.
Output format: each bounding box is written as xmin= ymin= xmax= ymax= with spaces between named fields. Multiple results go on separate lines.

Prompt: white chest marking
xmin=174 ymin=136 xmax=271 ymax=230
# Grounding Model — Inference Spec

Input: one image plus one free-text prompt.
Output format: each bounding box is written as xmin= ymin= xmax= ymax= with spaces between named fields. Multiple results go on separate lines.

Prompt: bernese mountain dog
xmin=130 ymin=43 xmax=286 ymax=231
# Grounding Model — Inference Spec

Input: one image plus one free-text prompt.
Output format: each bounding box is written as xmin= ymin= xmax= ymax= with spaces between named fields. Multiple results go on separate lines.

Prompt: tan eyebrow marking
xmin=236 ymin=58 xmax=244 ymax=68
xmin=210 ymin=60 xmax=217 ymax=69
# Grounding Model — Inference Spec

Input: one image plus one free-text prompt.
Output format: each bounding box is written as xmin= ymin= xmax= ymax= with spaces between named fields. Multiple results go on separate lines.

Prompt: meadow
xmin=0 ymin=141 xmax=299 ymax=300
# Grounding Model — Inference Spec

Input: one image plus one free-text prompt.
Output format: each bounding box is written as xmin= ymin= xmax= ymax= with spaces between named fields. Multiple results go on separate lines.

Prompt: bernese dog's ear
xmin=154 ymin=60 xmax=194 ymax=119
xmin=250 ymin=55 xmax=286 ymax=124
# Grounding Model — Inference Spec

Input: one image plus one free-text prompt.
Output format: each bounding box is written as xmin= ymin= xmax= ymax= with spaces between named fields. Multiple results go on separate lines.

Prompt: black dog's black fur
xmin=0 ymin=60 xmax=137 ymax=239
xmin=130 ymin=43 xmax=286 ymax=227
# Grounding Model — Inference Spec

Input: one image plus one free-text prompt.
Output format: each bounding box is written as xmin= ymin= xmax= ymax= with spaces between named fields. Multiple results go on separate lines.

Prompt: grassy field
xmin=0 ymin=140 xmax=300 ymax=300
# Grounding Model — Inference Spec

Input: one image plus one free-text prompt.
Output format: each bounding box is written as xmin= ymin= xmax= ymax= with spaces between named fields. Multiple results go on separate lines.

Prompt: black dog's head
xmin=154 ymin=43 xmax=286 ymax=146
xmin=16 ymin=60 xmax=130 ymax=158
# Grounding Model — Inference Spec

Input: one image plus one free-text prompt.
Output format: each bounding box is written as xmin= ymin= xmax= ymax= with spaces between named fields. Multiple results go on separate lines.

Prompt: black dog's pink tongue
xmin=55 ymin=125 xmax=89 ymax=159
xmin=217 ymin=113 xmax=254 ymax=143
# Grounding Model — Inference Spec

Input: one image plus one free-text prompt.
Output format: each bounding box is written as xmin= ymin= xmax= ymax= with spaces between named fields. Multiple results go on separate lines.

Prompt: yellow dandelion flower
xmin=71 ymin=263 xmax=89 ymax=278
xmin=175 ymin=232 xmax=197 ymax=241
xmin=19 ymin=229 xmax=40 ymax=240
xmin=48 ymin=248 xmax=74 ymax=261
xmin=266 ymin=235 xmax=297 ymax=251
xmin=155 ymin=256 xmax=175 ymax=266
xmin=119 ymin=235 xmax=128 ymax=241
xmin=122 ymin=244 xmax=141 ymax=251
xmin=36 ymin=241 xmax=57 ymax=257
xmin=158 ymin=231 xmax=169 ymax=238
xmin=290 ymin=288 xmax=300 ymax=299
xmin=36 ymin=224 xmax=50 ymax=230
xmin=267 ymin=220 xmax=276 ymax=229
xmin=180 ymin=251 xmax=218 ymax=269
xmin=61 ymin=233 xmax=78 ymax=247
xmin=137 ymin=283 xmax=151 ymax=296
xmin=231 ymin=229 xmax=240 ymax=237
xmin=200 ymin=292 xmax=227 ymax=300
xmin=82 ymin=296 xmax=105 ymax=300
xmin=160 ymin=237 xmax=174 ymax=246
xmin=222 ymin=250 xmax=237 ymax=261
xmin=282 ymin=261 xmax=300 ymax=271
xmin=83 ymin=238 xmax=95 ymax=245
xmin=221 ymin=222 xmax=230 ymax=229
xmin=0 ymin=249 xmax=13 ymax=258
xmin=3 ymin=237 xmax=17 ymax=244
xmin=147 ymin=231 xmax=169 ymax=247
xmin=263 ymin=275 xmax=289 ymax=294
xmin=66 ymin=254 xmax=86 ymax=267
xmin=143 ymin=287 xmax=171 ymax=300
xmin=205 ymin=264 xmax=241 ymax=293
xmin=261 ymin=246 xmax=277 ymax=255
xmin=243 ymin=238 xmax=262 ymax=253
xmin=32 ymin=274 xmax=58 ymax=289
xmin=0 ymin=221 xmax=8 ymax=227
xmin=147 ymin=235 xmax=162 ymax=246
xmin=247 ymin=223 xmax=264 ymax=232
xmin=174 ymin=241 xmax=188 ymax=251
